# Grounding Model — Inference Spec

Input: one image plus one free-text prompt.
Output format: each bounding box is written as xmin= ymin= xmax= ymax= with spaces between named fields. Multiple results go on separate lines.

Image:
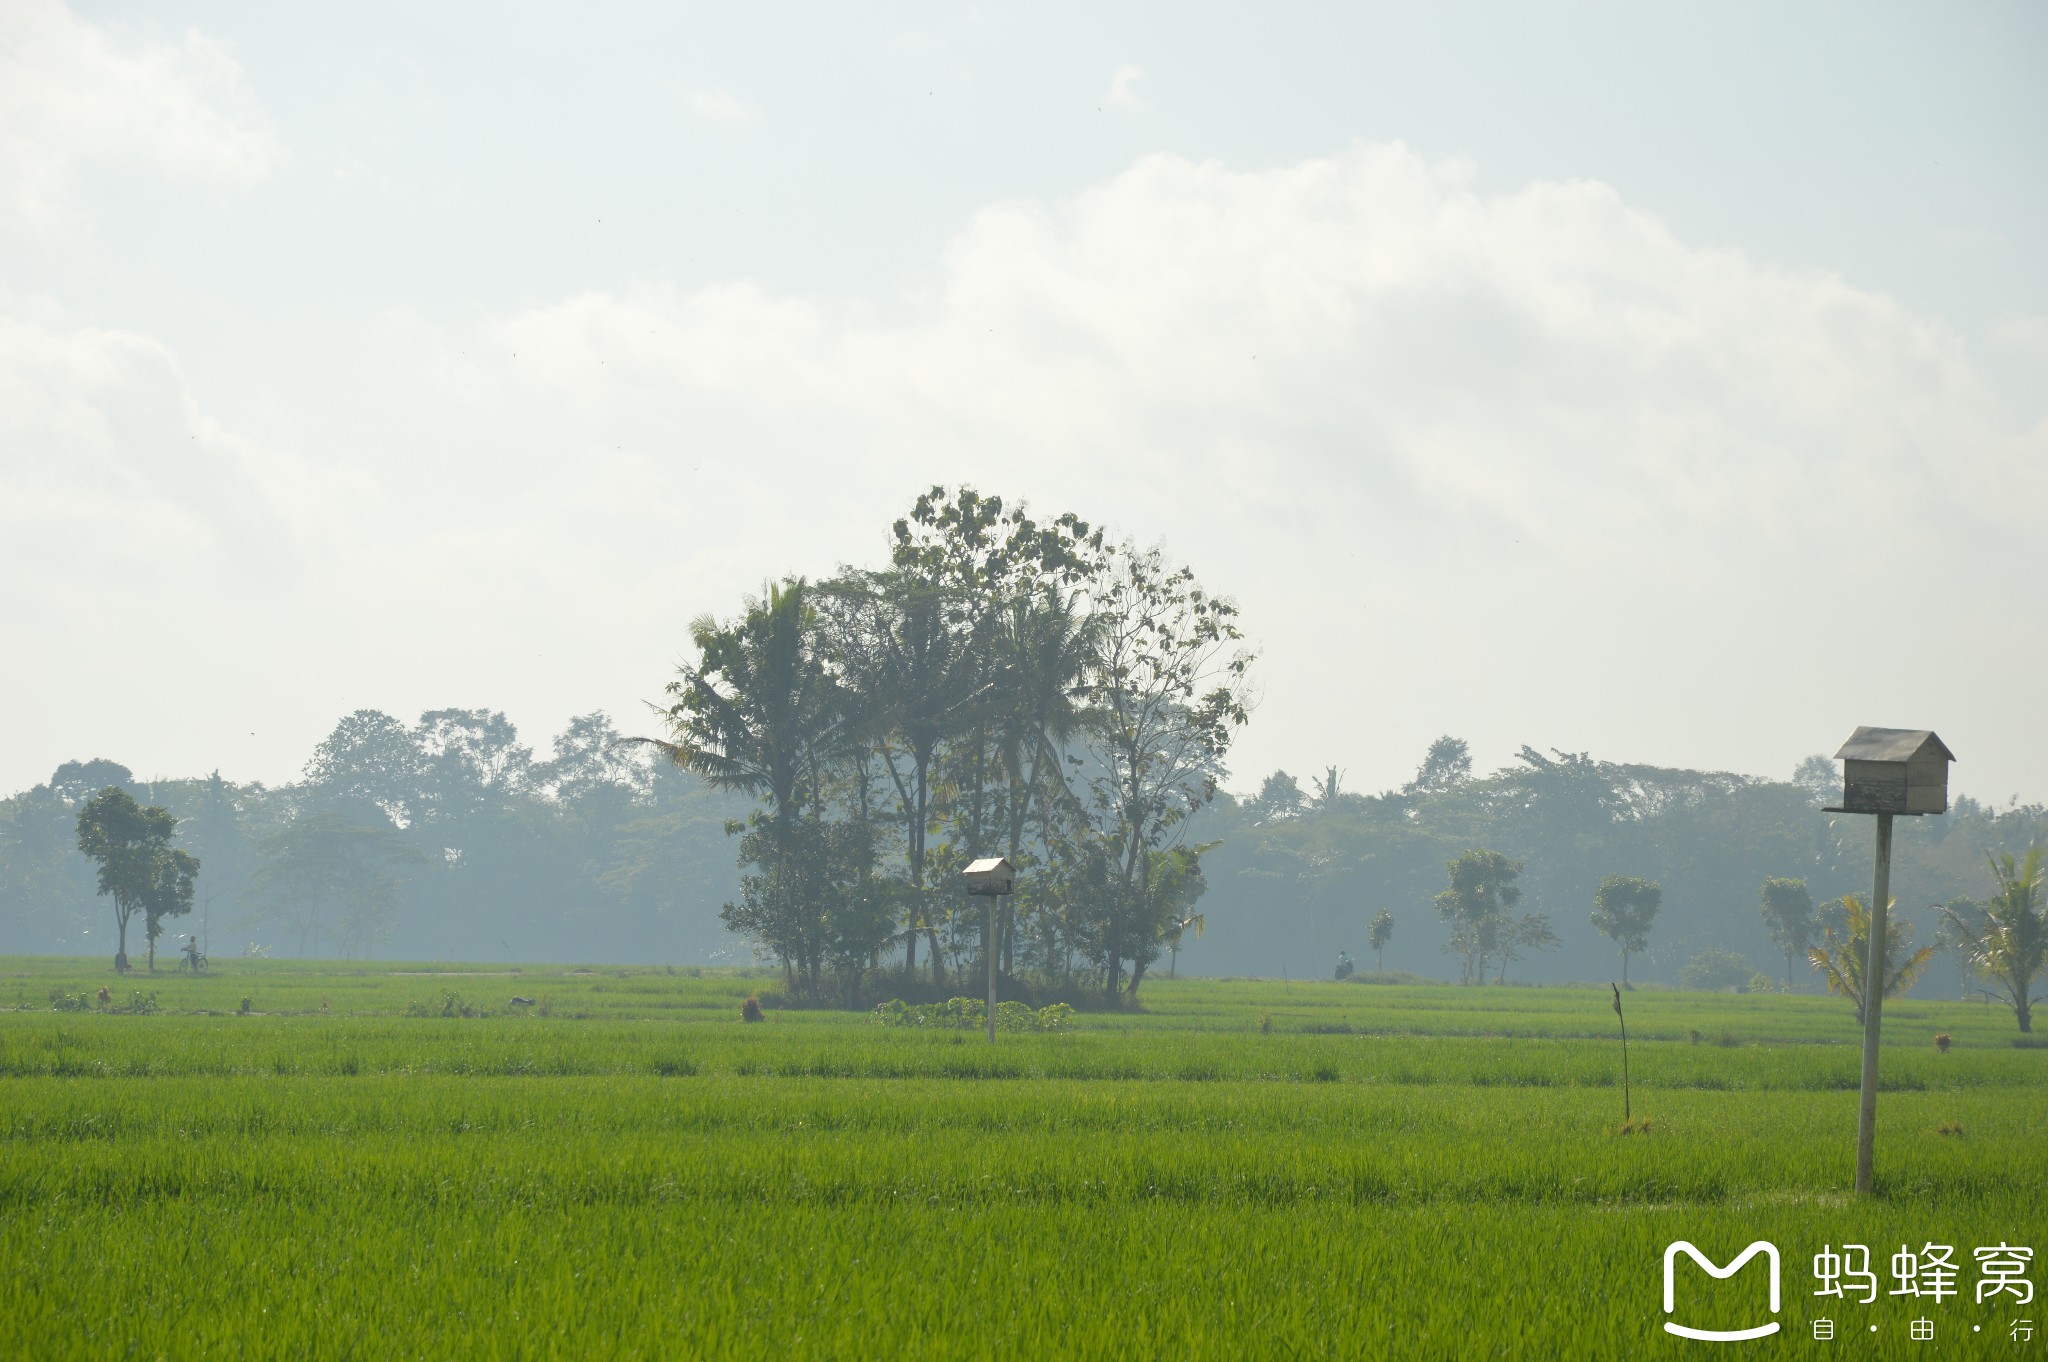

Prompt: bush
xmin=871 ymin=997 xmax=1074 ymax=1032
xmin=740 ymin=996 xmax=765 ymax=1023
xmin=1678 ymin=949 xmax=1758 ymax=992
xmin=49 ymin=991 xmax=91 ymax=1013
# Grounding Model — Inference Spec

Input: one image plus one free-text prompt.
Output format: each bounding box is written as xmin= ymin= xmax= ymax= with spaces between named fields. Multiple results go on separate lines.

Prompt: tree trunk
xmin=1621 ymin=950 xmax=1630 ymax=989
xmin=114 ymin=905 xmax=132 ymax=972
xmin=1129 ymin=957 xmax=1148 ymax=999
xmin=2019 ymin=995 xmax=2033 ymax=1034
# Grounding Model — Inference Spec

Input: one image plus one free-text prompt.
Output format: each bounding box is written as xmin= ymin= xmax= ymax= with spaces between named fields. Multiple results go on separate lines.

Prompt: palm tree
xmin=639 ymin=579 xmax=841 ymax=844
xmin=1808 ymin=893 xmax=1938 ymax=1026
xmin=990 ymin=584 xmax=1099 ymax=971
xmin=830 ymin=571 xmax=989 ymax=985
xmin=1368 ymin=909 xmax=1394 ymax=976
xmin=1934 ymin=847 xmax=2045 ymax=1033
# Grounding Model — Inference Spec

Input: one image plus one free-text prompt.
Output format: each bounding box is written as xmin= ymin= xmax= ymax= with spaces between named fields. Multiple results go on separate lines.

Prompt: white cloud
xmin=0 ymin=0 xmax=277 ymax=230
xmin=6 ymin=142 xmax=2043 ymax=800
xmin=470 ymin=144 xmax=2042 ymax=553
xmin=453 ymin=142 xmax=2047 ymax=792
xmin=1104 ymin=64 xmax=1147 ymax=111
xmin=683 ymin=87 xmax=759 ymax=127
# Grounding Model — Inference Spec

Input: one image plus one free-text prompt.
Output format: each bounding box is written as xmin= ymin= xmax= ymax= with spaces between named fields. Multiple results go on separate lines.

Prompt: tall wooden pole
xmin=987 ymin=892 xmax=998 ymax=1044
xmin=1854 ymin=811 xmax=1894 ymax=1195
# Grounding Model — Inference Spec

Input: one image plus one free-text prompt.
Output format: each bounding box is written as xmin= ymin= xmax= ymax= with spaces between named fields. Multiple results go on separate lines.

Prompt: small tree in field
xmin=76 ymin=788 xmax=192 ymax=972
xmin=1368 ymin=909 xmax=1394 ymax=975
xmin=1933 ymin=847 xmax=2045 ymax=1033
xmin=1590 ymin=875 xmax=1660 ymax=988
xmin=1808 ymin=893 xmax=1937 ymax=1026
xmin=1434 ymin=851 xmax=1521 ymax=984
xmin=1757 ymin=877 xmax=1816 ymax=988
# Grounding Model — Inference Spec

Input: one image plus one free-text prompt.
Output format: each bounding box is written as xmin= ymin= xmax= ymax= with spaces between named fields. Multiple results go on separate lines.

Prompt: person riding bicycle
xmin=181 ymin=936 xmax=204 ymax=971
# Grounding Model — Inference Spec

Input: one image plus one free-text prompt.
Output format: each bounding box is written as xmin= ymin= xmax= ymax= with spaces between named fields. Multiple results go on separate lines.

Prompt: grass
xmin=1 ymin=956 xmax=2041 ymax=1359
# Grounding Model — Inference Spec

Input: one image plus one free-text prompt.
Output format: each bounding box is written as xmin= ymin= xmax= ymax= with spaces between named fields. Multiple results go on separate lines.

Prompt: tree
xmin=1368 ymin=908 xmax=1394 ymax=975
xmin=304 ymin=710 xmax=422 ymax=827
xmin=1758 ymin=877 xmax=1817 ymax=987
xmin=1405 ymin=736 xmax=1472 ymax=795
xmin=140 ymin=842 xmax=200 ymax=971
xmin=641 ymin=580 xmax=845 ymax=978
xmin=720 ymin=814 xmax=887 ymax=1002
xmin=249 ymin=813 xmax=424 ymax=957
xmin=1155 ymin=844 xmax=1213 ymax=980
xmin=1791 ymin=754 xmax=1839 ymax=806
xmin=1494 ymin=912 xmax=1558 ymax=984
xmin=829 ymin=570 xmax=985 ymax=984
xmin=1808 ymin=893 xmax=1937 ymax=1025
xmin=75 ymin=787 xmax=187 ymax=972
xmin=1434 ymin=850 xmax=1522 ymax=984
xmin=1933 ymin=847 xmax=2046 ymax=1033
xmin=1590 ymin=874 xmax=1661 ymax=988
xmin=1079 ymin=543 xmax=1253 ymax=1000
xmin=1246 ymin=770 xmax=1305 ymax=823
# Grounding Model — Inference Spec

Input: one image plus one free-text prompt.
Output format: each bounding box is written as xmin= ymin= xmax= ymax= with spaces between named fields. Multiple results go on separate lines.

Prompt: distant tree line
xmin=1 ymin=490 xmax=2043 ymax=1024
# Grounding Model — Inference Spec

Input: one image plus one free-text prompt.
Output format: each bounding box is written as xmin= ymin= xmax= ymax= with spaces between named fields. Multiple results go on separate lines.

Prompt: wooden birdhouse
xmin=1828 ymin=727 xmax=1955 ymax=816
xmin=961 ymin=857 xmax=1016 ymax=895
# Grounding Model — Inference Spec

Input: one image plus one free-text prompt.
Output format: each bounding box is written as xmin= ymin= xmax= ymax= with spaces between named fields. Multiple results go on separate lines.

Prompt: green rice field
xmin=2 ymin=957 xmax=2041 ymax=1359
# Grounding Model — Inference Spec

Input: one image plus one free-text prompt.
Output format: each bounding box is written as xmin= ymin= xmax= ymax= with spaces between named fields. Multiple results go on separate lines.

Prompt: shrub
xmin=1679 ymin=949 xmax=1757 ymax=992
xmin=49 ymin=991 xmax=91 ymax=1013
xmin=1934 ymin=1033 xmax=1953 ymax=1053
xmin=1256 ymin=1012 xmax=1273 ymax=1035
xmin=870 ymin=998 xmax=1073 ymax=1032
xmin=741 ymin=996 xmax=765 ymax=1023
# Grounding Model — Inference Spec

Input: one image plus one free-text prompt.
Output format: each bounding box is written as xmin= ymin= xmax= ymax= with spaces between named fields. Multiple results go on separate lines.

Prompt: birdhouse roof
xmin=1833 ymin=727 xmax=1955 ymax=763
xmin=964 ymin=857 xmax=1014 ymax=875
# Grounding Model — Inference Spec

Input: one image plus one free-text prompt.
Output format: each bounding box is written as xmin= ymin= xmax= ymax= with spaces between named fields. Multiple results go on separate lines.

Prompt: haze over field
xmin=4 ymin=0 xmax=2045 ymax=805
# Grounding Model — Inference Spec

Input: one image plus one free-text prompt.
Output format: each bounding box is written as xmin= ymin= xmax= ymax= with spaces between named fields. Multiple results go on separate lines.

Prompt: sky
xmin=3 ymin=0 xmax=2045 ymax=804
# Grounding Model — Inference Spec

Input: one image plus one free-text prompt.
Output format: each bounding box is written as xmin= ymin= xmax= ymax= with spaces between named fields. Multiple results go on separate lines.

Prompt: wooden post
xmin=1854 ymin=811 xmax=1894 ymax=1195
xmin=986 ymin=892 xmax=997 ymax=1044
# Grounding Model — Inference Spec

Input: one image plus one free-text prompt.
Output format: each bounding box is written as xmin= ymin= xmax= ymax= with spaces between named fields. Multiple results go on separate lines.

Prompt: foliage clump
xmin=871 ymin=997 xmax=1074 ymax=1032
xmin=1678 ymin=948 xmax=1759 ymax=992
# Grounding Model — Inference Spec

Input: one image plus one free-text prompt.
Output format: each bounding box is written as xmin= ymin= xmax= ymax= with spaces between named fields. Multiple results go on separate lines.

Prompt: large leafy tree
xmin=1590 ymin=874 xmax=1661 ymax=988
xmin=1080 ymin=542 xmax=1253 ymax=1000
xmin=1434 ymin=849 xmax=1522 ymax=984
xmin=1758 ymin=876 xmax=1817 ymax=988
xmin=304 ymin=710 xmax=423 ymax=827
xmin=1934 ymin=847 xmax=2045 ymax=1033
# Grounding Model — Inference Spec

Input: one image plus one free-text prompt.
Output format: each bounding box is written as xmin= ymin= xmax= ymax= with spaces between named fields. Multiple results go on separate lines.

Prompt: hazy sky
xmin=4 ymin=1 xmax=2045 ymax=804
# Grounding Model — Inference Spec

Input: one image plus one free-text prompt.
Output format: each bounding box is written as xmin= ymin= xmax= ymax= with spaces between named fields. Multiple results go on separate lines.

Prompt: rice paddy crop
xmin=1 ymin=957 xmax=2040 ymax=1359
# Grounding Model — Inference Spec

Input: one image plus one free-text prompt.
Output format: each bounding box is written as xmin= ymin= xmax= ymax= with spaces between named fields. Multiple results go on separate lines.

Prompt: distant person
xmin=1334 ymin=951 xmax=1353 ymax=981
xmin=181 ymin=936 xmax=204 ymax=971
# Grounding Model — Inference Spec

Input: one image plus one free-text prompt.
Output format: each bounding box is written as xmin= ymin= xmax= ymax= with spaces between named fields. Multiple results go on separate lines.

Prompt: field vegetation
xmin=3 ymin=957 xmax=2040 ymax=1359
